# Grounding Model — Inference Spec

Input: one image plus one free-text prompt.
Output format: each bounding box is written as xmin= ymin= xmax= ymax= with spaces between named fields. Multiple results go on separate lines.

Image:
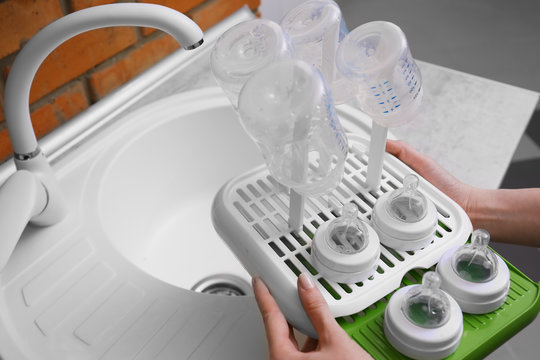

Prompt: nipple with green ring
xmin=401 ymin=271 xmax=451 ymax=328
xmin=452 ymin=229 xmax=498 ymax=283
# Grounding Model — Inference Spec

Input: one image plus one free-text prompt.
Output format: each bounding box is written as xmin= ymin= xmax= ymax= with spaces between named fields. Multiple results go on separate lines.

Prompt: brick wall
xmin=0 ymin=0 xmax=260 ymax=163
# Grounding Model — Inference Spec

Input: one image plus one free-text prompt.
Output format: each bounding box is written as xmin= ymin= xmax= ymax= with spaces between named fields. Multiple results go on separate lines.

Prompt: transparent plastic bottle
xmin=451 ymin=229 xmax=498 ymax=283
xmin=280 ymin=0 xmax=347 ymax=81
xmin=238 ymin=59 xmax=348 ymax=196
xmin=336 ymin=21 xmax=423 ymax=127
xmin=210 ymin=19 xmax=293 ymax=108
xmin=336 ymin=21 xmax=423 ymax=189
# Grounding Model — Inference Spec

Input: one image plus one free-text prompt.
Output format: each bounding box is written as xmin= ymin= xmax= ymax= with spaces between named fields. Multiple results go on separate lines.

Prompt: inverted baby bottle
xmin=280 ymin=0 xmax=352 ymax=103
xmin=336 ymin=21 xmax=422 ymax=126
xmin=437 ymin=229 xmax=510 ymax=314
xmin=336 ymin=21 xmax=423 ymax=189
xmin=372 ymin=174 xmax=437 ymax=251
xmin=210 ymin=19 xmax=293 ymax=108
xmin=311 ymin=203 xmax=380 ymax=283
xmin=384 ymin=271 xmax=463 ymax=360
xmin=238 ymin=59 xmax=348 ymax=197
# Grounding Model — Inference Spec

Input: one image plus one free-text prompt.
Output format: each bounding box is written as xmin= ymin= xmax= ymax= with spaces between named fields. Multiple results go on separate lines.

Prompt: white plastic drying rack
xmin=213 ymin=134 xmax=473 ymax=337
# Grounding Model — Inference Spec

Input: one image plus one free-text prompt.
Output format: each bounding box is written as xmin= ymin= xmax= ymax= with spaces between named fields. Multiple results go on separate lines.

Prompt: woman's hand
xmin=253 ymin=273 xmax=373 ymax=359
xmin=386 ymin=139 xmax=475 ymax=214
xmin=386 ymin=139 xmax=540 ymax=246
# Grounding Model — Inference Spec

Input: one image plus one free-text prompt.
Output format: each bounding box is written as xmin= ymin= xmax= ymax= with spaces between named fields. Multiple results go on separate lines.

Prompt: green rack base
xmin=338 ymin=253 xmax=540 ymax=359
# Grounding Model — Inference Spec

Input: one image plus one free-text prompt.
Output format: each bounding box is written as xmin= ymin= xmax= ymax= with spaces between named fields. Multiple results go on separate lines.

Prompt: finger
xmin=301 ymin=337 xmax=319 ymax=352
xmin=386 ymin=140 xmax=437 ymax=174
xmin=297 ymin=273 xmax=342 ymax=343
xmin=252 ymin=277 xmax=297 ymax=354
xmin=288 ymin=324 xmax=299 ymax=349
xmin=386 ymin=140 xmax=423 ymax=166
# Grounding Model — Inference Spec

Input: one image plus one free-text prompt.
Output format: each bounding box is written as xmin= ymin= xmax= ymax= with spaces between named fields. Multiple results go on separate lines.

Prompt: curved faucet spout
xmin=5 ymin=3 xmax=203 ymax=156
xmin=0 ymin=170 xmax=47 ymax=272
xmin=0 ymin=4 xmax=203 ymax=271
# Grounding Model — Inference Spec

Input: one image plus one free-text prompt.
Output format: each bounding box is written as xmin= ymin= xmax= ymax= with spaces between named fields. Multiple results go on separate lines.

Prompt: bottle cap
xmin=384 ymin=271 xmax=463 ymax=359
xmin=437 ymin=229 xmax=510 ymax=314
xmin=311 ymin=203 xmax=380 ymax=283
xmin=371 ymin=174 xmax=437 ymax=251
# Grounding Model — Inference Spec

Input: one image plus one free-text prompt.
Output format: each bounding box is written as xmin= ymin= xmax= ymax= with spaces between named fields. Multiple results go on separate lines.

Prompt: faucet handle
xmin=14 ymin=151 xmax=68 ymax=226
xmin=0 ymin=170 xmax=47 ymax=272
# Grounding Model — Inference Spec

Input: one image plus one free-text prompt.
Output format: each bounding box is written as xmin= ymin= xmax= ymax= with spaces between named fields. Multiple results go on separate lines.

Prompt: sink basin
xmin=0 ymin=87 xmax=372 ymax=359
xmin=86 ymin=90 xmax=263 ymax=289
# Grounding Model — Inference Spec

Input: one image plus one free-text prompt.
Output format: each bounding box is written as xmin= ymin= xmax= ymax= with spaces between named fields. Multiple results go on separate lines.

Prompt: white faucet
xmin=0 ymin=3 xmax=204 ymax=271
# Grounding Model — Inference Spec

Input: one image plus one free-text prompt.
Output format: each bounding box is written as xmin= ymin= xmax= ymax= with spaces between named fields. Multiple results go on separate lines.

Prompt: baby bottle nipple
xmin=386 ymin=174 xmax=428 ymax=222
xmin=384 ymin=271 xmax=463 ymax=360
xmin=437 ymin=229 xmax=510 ymax=314
xmin=327 ymin=203 xmax=368 ymax=254
xmin=452 ymin=229 xmax=498 ymax=283
xmin=371 ymin=174 xmax=437 ymax=251
xmin=311 ymin=203 xmax=380 ymax=283
xmin=401 ymin=272 xmax=450 ymax=328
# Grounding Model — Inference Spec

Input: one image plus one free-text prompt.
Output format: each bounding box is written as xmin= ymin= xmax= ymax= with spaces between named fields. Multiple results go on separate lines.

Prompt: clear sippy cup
xmin=311 ymin=203 xmax=380 ymax=283
xmin=336 ymin=21 xmax=423 ymax=189
xmin=371 ymin=174 xmax=437 ymax=251
xmin=210 ymin=19 xmax=293 ymax=108
xmin=437 ymin=229 xmax=510 ymax=314
xmin=237 ymin=59 xmax=348 ymax=197
xmin=384 ymin=271 xmax=463 ymax=360
xmin=280 ymin=0 xmax=351 ymax=102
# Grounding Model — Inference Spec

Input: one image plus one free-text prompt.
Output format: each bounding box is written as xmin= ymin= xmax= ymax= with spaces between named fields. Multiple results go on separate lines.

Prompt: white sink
xmin=0 ymin=87 xmax=372 ymax=359
xmin=86 ymin=90 xmax=263 ymax=289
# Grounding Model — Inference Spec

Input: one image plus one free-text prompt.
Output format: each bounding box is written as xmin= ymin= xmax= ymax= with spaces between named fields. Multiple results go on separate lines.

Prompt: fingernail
xmin=298 ymin=273 xmax=315 ymax=290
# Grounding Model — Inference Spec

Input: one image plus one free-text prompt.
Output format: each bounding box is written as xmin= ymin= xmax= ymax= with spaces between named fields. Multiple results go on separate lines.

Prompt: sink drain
xmin=191 ymin=274 xmax=252 ymax=296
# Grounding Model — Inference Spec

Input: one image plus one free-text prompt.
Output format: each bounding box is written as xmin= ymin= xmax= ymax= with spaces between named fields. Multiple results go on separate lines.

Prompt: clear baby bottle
xmin=237 ymin=59 xmax=348 ymax=196
xmin=280 ymin=0 xmax=349 ymax=98
xmin=336 ymin=21 xmax=423 ymax=189
xmin=384 ymin=271 xmax=463 ymax=360
xmin=311 ymin=203 xmax=380 ymax=283
xmin=210 ymin=19 xmax=293 ymax=108
xmin=437 ymin=229 xmax=510 ymax=314
xmin=371 ymin=174 xmax=437 ymax=251
xmin=335 ymin=21 xmax=422 ymax=127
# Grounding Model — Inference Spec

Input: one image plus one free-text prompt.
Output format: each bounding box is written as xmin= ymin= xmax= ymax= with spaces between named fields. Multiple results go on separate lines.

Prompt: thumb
xmin=297 ymin=273 xmax=342 ymax=342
